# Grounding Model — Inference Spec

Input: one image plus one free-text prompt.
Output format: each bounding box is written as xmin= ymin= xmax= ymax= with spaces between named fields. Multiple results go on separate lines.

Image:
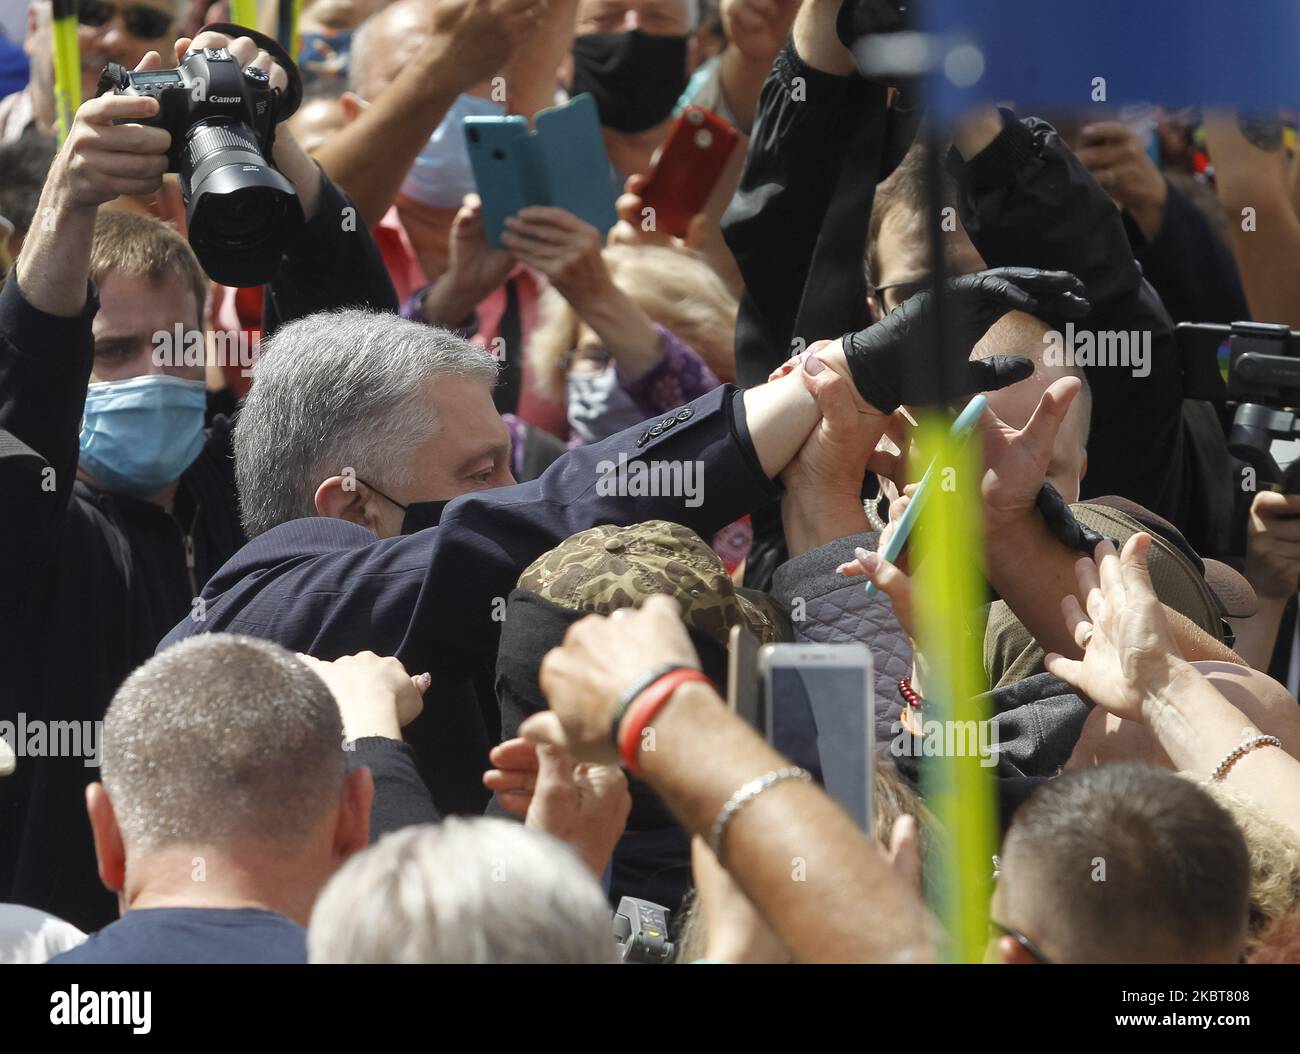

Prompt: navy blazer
xmin=160 ymin=386 xmax=780 ymax=815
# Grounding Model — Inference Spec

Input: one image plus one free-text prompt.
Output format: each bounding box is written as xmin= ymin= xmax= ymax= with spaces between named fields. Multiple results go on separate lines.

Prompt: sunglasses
xmin=871 ymin=276 xmax=931 ymax=310
xmin=78 ymin=0 xmax=174 ymax=40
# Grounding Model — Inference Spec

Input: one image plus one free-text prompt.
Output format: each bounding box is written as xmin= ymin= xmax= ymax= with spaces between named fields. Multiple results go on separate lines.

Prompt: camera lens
xmin=179 ymin=117 xmax=303 ymax=287
xmin=206 ymin=187 xmax=275 ymax=240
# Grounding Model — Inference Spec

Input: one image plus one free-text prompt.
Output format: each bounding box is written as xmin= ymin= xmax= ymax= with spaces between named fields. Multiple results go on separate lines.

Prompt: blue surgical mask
xmin=79 ymin=375 xmax=207 ymax=497
xmin=399 ymin=93 xmax=507 ymax=209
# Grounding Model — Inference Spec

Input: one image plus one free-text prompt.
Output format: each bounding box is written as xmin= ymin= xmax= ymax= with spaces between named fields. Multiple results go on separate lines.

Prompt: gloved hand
xmin=841 ymin=267 xmax=1090 ymax=412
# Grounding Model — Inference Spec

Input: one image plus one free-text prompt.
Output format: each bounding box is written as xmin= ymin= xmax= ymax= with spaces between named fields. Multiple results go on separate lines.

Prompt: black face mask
xmin=570 ymin=30 xmax=689 ymax=134
xmin=399 ymin=501 xmax=450 ymax=535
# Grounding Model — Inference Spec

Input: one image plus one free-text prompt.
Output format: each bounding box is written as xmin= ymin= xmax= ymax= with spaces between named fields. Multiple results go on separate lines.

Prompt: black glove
xmin=841 ymin=267 xmax=1090 ymax=413
xmin=1036 ymin=481 xmax=1111 ymax=554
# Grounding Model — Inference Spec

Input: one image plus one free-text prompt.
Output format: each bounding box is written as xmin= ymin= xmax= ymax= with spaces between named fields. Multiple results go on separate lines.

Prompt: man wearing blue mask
xmin=0 ymin=28 xmax=396 ymax=932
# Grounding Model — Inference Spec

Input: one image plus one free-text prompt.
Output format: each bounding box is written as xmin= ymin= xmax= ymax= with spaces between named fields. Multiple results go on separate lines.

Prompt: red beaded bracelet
xmin=898 ymin=677 xmax=923 ymax=710
xmin=618 ymin=667 xmax=711 ymax=773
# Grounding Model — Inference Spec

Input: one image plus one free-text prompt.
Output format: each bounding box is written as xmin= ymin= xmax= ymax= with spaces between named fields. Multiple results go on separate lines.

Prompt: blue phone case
xmin=865 ymin=395 xmax=988 ymax=597
xmin=464 ymin=94 xmax=617 ymax=248
xmin=463 ymin=115 xmax=530 ymax=248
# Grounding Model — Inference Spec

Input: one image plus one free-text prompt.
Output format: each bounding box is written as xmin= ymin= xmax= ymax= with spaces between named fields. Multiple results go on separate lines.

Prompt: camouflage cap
xmin=517 ymin=520 xmax=790 ymax=646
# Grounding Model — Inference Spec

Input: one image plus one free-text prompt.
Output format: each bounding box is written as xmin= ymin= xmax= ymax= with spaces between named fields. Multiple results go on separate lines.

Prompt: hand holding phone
xmin=866 ymin=394 xmax=987 ymax=596
xmin=638 ymin=106 xmax=739 ymax=240
xmin=760 ymin=643 xmax=874 ymax=833
xmin=465 ymin=93 xmax=618 ymax=248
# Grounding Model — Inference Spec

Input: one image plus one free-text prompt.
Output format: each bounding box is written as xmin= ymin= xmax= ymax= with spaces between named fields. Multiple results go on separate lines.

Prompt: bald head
xmin=349 ymin=0 xmax=433 ymax=98
xmin=972 ymin=311 xmax=1091 ymax=502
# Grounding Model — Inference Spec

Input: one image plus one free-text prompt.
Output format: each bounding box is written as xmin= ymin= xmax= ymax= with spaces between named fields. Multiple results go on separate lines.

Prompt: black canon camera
xmin=1178 ymin=320 xmax=1300 ymax=492
xmin=99 ymin=37 xmax=304 ymax=287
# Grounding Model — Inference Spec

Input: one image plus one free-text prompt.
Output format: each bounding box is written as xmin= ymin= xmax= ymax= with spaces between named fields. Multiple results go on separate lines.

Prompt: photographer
xmin=0 ymin=29 xmax=394 ymax=931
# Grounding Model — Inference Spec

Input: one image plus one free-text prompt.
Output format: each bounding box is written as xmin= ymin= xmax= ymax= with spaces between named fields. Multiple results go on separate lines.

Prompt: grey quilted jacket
xmin=770 ymin=531 xmax=914 ymax=751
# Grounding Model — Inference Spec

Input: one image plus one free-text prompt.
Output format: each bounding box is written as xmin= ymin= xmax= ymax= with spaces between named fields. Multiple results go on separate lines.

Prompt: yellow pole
xmin=911 ymin=409 xmax=998 ymax=962
xmin=50 ymin=0 xmax=81 ymax=146
xmin=228 ymin=0 xmax=258 ymax=29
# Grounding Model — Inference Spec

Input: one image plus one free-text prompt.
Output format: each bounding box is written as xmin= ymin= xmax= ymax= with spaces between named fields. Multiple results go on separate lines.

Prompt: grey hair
xmin=308 ymin=818 xmax=619 ymax=964
xmin=347 ymin=7 xmax=388 ymax=97
xmin=102 ymin=634 xmax=345 ymax=850
xmin=235 ymin=309 xmax=498 ymax=538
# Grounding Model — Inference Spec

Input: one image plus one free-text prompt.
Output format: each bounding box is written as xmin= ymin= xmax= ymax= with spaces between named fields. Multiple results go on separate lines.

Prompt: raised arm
xmin=721 ymin=0 xmax=887 ymax=384
xmin=311 ymin=0 xmax=542 ymax=228
xmin=1045 ymin=534 xmax=1300 ymax=843
xmin=1202 ymin=110 xmax=1300 ymax=330
xmin=521 ymin=595 xmax=933 ymax=963
xmin=949 ymin=109 xmax=1189 ymax=533
xmin=503 ymin=0 xmax=578 ymax=122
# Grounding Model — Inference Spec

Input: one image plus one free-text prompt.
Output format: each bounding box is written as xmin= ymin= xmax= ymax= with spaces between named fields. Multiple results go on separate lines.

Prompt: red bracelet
xmin=618 ymin=667 xmax=711 ymax=773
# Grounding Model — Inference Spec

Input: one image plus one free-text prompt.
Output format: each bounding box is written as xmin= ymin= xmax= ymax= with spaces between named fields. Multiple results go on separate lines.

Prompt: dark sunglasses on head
xmin=78 ymin=0 xmax=174 ymax=40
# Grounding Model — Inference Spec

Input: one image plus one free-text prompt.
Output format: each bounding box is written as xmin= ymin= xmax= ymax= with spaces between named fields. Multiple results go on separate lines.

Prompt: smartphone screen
xmin=761 ymin=644 xmax=874 ymax=833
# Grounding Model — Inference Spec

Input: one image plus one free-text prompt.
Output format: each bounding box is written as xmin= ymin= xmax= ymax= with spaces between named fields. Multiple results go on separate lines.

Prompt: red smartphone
xmin=639 ymin=106 xmax=740 ymax=239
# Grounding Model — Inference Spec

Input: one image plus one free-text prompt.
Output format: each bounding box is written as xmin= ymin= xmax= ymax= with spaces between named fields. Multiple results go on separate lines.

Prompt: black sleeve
xmin=261 ymin=169 xmax=399 ymax=336
xmin=721 ymin=41 xmax=890 ymax=386
xmin=0 ymin=275 xmax=97 ymax=577
xmin=348 ymin=736 xmax=440 ymax=838
xmin=946 ymin=114 xmax=1187 ymax=524
xmin=1124 ymin=178 xmax=1250 ymax=326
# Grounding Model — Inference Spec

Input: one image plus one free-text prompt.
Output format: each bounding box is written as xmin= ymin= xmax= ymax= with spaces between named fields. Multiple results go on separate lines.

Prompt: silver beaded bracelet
xmin=1210 ymin=734 xmax=1281 ymax=783
xmin=709 ymin=766 xmax=812 ymax=857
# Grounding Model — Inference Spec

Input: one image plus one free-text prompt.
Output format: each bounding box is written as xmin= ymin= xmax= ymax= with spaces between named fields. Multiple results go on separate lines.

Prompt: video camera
xmin=98 ymin=34 xmax=304 ymax=287
xmin=612 ymin=897 xmax=674 ymax=963
xmin=1177 ymin=320 xmax=1300 ymax=492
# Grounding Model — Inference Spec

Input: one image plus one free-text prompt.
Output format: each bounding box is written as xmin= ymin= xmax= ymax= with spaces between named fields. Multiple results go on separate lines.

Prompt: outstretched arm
xmin=522 ymin=595 xmax=933 ymax=963
xmin=1045 ymin=535 xmax=1300 ymax=842
xmin=1203 ymin=110 xmax=1300 ymax=329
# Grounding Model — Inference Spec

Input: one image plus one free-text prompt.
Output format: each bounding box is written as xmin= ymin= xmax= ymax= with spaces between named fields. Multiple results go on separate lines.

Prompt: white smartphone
xmin=759 ymin=643 xmax=875 ymax=832
xmin=726 ymin=624 xmax=762 ymax=732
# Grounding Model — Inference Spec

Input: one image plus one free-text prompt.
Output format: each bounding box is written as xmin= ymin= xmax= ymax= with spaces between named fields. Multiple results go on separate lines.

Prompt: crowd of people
xmin=0 ymin=0 xmax=1299 ymax=966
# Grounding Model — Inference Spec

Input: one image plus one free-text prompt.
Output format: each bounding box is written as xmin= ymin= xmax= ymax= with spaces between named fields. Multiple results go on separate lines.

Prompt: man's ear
xmin=315 ymin=476 xmax=387 ymax=533
xmin=335 ymin=766 xmax=374 ymax=865
xmin=339 ymin=91 xmax=362 ymax=123
xmin=86 ymin=783 xmax=127 ymax=894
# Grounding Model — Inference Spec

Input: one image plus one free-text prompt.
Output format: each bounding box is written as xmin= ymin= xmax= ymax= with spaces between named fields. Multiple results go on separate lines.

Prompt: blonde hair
xmin=90 ymin=210 xmax=209 ymax=324
xmin=528 ymin=244 xmax=737 ymax=399
xmin=1193 ymin=779 xmax=1300 ymax=961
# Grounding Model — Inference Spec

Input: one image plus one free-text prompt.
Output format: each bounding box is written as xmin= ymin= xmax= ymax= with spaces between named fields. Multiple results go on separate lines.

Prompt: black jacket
xmin=721 ymin=41 xmax=916 ymax=589
xmin=0 ymin=173 xmax=395 ymax=931
xmin=1123 ymin=178 xmax=1250 ymax=328
xmin=159 ymin=387 xmax=782 ymax=823
xmin=947 ymin=114 xmax=1235 ymax=557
